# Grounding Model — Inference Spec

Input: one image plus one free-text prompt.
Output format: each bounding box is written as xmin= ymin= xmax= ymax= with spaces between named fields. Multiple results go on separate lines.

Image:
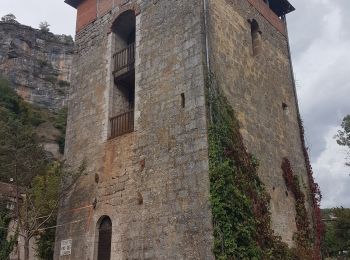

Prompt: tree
xmin=0 ymin=117 xmax=47 ymax=185
xmin=20 ymin=162 xmax=85 ymax=260
xmin=322 ymin=208 xmax=350 ymax=258
xmin=0 ymin=200 xmax=17 ymax=260
xmin=336 ymin=115 xmax=350 ymax=167
xmin=39 ymin=21 xmax=50 ymax=33
xmin=0 ymin=78 xmax=84 ymax=260
xmin=1 ymin=14 xmax=18 ymax=23
xmin=0 ymin=121 xmax=84 ymax=260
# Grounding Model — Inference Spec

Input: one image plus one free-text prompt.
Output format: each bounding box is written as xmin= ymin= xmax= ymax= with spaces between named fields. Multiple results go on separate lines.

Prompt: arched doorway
xmin=97 ymin=216 xmax=112 ymax=260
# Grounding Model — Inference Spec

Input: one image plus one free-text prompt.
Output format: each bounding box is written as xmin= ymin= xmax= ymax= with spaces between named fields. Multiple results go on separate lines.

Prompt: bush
xmin=39 ymin=21 xmax=50 ymax=32
xmin=1 ymin=14 xmax=18 ymax=23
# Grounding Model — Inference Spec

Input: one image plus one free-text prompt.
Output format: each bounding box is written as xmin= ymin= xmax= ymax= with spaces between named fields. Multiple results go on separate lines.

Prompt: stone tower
xmin=55 ymin=0 xmax=316 ymax=259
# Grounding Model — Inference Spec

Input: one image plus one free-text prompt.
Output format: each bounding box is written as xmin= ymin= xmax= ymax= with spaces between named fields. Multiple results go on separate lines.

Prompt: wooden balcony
xmin=112 ymin=43 xmax=135 ymax=79
xmin=109 ymin=110 xmax=134 ymax=139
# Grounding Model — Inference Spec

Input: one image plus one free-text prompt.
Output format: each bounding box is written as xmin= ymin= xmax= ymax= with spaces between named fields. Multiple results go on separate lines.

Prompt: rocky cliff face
xmin=0 ymin=21 xmax=74 ymax=110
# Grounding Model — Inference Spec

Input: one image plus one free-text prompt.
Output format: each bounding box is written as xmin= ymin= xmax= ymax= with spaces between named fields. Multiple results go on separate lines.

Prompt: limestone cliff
xmin=0 ymin=21 xmax=74 ymax=111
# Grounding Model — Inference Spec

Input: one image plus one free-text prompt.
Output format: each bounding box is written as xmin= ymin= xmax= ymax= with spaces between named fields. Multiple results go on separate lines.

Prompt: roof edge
xmin=270 ymin=0 xmax=296 ymax=17
xmin=64 ymin=0 xmax=82 ymax=9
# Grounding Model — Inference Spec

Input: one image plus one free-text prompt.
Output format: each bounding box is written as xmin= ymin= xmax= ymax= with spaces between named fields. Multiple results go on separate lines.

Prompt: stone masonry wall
xmin=208 ymin=0 xmax=312 ymax=246
xmin=54 ymin=0 xmax=214 ymax=259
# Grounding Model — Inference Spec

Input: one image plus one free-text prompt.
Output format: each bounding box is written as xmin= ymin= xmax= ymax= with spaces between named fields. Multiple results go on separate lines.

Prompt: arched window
xmin=109 ymin=10 xmax=136 ymax=139
xmin=97 ymin=216 xmax=112 ymax=260
xmin=250 ymin=19 xmax=262 ymax=56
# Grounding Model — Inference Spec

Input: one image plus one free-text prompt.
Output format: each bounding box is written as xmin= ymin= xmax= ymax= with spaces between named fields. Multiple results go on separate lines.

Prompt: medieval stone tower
xmin=54 ymin=0 xmax=317 ymax=259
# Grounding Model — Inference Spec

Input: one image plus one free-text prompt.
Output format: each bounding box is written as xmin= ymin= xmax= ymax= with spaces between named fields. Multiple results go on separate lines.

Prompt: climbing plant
xmin=207 ymin=73 xmax=295 ymax=259
xmin=298 ymin=120 xmax=323 ymax=259
xmin=0 ymin=200 xmax=17 ymax=260
xmin=281 ymin=158 xmax=314 ymax=259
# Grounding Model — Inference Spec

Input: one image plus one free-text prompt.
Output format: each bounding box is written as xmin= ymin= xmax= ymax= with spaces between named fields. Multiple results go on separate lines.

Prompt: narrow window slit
xmin=181 ymin=93 xmax=185 ymax=108
xmin=250 ymin=19 xmax=262 ymax=56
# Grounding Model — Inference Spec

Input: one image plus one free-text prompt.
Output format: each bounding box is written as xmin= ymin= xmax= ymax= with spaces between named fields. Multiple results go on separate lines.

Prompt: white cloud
xmin=288 ymin=0 xmax=350 ymax=207
xmin=313 ymin=126 xmax=350 ymax=208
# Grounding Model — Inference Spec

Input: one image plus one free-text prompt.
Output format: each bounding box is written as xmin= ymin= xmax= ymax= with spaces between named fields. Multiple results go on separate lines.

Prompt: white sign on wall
xmin=60 ymin=239 xmax=72 ymax=256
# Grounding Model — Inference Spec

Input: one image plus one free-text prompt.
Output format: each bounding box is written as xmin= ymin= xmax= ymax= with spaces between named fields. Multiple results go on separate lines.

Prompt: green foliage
xmin=53 ymin=107 xmax=67 ymax=154
xmin=337 ymin=115 xmax=350 ymax=147
xmin=0 ymin=78 xmax=47 ymax=184
xmin=30 ymin=163 xmax=61 ymax=216
xmin=0 ymin=77 xmax=71 ymax=258
xmin=35 ymin=227 xmax=55 ymax=260
xmin=39 ymin=21 xmax=50 ymax=33
xmin=0 ymin=201 xmax=17 ymax=260
xmin=32 ymin=161 xmax=85 ymax=259
xmin=0 ymin=76 xmax=67 ymax=155
xmin=0 ymin=77 xmax=45 ymax=126
xmin=322 ymin=208 xmax=350 ymax=258
xmin=0 ymin=116 xmax=47 ymax=185
xmin=281 ymin=159 xmax=314 ymax=259
xmin=1 ymin=14 xmax=18 ymax=23
xmin=30 ymin=163 xmax=64 ymax=260
xmin=336 ymin=115 xmax=350 ymax=167
xmin=207 ymin=74 xmax=295 ymax=259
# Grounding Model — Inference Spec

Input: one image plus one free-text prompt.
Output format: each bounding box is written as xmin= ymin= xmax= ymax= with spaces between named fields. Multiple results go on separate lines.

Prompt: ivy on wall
xmin=281 ymin=158 xmax=314 ymax=259
xmin=207 ymin=74 xmax=295 ymax=259
xmin=298 ymin=120 xmax=324 ymax=259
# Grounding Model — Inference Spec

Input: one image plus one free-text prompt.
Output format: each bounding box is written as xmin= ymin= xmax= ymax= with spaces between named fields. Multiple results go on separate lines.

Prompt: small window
xmin=181 ymin=93 xmax=185 ymax=108
xmin=282 ymin=102 xmax=288 ymax=110
xmin=97 ymin=216 xmax=112 ymax=260
xmin=282 ymin=102 xmax=289 ymax=115
xmin=250 ymin=19 xmax=262 ymax=56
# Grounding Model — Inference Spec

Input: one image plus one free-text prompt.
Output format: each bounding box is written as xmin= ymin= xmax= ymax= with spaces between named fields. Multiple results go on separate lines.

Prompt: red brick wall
xmin=246 ymin=0 xmax=286 ymax=35
xmin=97 ymin=0 xmax=113 ymax=17
xmin=76 ymin=0 xmax=97 ymax=32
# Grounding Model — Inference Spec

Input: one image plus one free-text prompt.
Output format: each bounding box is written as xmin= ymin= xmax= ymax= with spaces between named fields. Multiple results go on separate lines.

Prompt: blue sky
xmin=1 ymin=0 xmax=350 ymax=208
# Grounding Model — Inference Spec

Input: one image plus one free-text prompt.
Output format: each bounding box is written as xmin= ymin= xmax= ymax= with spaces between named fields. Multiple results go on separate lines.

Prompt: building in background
xmin=0 ymin=182 xmax=38 ymax=260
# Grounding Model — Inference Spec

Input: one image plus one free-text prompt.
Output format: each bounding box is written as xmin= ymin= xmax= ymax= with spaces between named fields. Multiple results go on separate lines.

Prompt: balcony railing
xmin=112 ymin=43 xmax=135 ymax=77
xmin=109 ymin=110 xmax=134 ymax=139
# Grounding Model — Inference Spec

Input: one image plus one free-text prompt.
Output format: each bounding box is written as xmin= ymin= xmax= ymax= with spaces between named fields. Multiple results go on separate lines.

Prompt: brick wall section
xmin=76 ymin=0 xmax=139 ymax=32
xmin=76 ymin=0 xmax=97 ymax=32
xmin=208 ymin=0 xmax=312 ymax=246
xmin=97 ymin=0 xmax=113 ymax=17
xmin=246 ymin=0 xmax=286 ymax=35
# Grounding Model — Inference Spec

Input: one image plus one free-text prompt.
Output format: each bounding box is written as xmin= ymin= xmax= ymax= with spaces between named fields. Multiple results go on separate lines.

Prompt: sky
xmin=1 ymin=0 xmax=349 ymax=208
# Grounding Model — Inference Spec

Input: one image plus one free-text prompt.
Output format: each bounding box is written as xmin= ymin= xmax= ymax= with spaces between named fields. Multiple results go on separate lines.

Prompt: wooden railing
xmin=112 ymin=43 xmax=135 ymax=76
xmin=109 ymin=110 xmax=134 ymax=139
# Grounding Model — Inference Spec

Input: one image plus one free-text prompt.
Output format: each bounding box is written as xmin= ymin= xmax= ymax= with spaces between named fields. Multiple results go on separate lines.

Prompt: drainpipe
xmin=203 ymin=0 xmax=214 ymax=124
xmin=203 ymin=0 xmax=210 ymax=72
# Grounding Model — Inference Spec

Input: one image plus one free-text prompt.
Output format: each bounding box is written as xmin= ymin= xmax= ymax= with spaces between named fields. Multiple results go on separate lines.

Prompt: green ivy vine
xmin=207 ymin=73 xmax=295 ymax=259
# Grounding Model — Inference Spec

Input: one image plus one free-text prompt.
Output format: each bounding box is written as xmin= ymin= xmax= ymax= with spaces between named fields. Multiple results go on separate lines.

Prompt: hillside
xmin=0 ymin=20 xmax=74 ymax=111
xmin=0 ymin=77 xmax=66 ymax=166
